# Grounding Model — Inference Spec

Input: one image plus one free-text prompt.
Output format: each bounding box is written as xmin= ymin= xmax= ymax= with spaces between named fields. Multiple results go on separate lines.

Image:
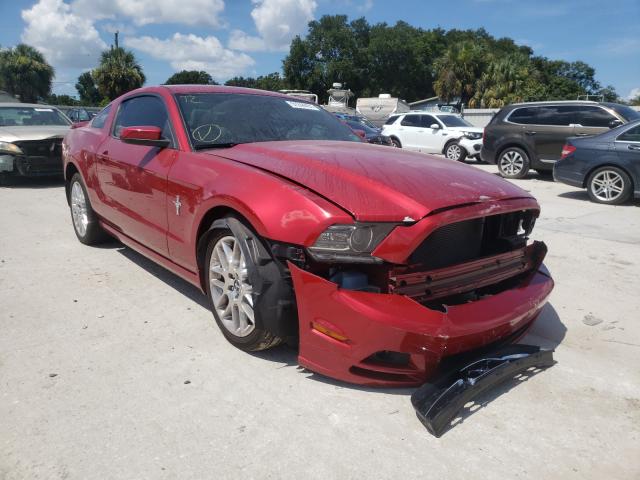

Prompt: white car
xmin=381 ymin=112 xmax=483 ymax=161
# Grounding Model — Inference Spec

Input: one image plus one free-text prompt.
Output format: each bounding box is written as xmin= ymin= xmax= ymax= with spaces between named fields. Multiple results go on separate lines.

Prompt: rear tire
xmin=444 ymin=141 xmax=467 ymax=162
xmin=69 ymin=173 xmax=108 ymax=245
xmin=204 ymin=217 xmax=291 ymax=352
xmin=497 ymin=147 xmax=530 ymax=179
xmin=586 ymin=166 xmax=632 ymax=205
xmin=390 ymin=137 xmax=402 ymax=148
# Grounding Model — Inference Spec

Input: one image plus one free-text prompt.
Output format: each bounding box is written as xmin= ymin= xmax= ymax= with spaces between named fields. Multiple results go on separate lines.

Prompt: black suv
xmin=481 ymin=101 xmax=640 ymax=178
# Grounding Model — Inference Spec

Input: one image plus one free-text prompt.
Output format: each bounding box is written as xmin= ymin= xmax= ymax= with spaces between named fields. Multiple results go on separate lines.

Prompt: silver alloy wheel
xmin=590 ymin=170 xmax=624 ymax=202
xmin=446 ymin=143 xmax=462 ymax=160
xmin=209 ymin=235 xmax=255 ymax=337
xmin=70 ymin=181 xmax=89 ymax=237
xmin=499 ymin=150 xmax=524 ymax=176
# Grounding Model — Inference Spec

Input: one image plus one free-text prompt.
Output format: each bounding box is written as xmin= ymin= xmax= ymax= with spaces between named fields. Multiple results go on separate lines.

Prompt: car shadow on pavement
xmin=0 ymin=176 xmax=64 ymax=189
xmin=558 ymin=190 xmax=640 ymax=207
xmin=116 ymin=245 xmax=210 ymax=310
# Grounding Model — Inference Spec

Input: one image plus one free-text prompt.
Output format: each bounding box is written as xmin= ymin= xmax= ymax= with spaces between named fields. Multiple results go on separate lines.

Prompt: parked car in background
xmin=334 ymin=113 xmax=378 ymax=130
xmin=554 ymin=120 xmax=640 ymax=205
xmin=66 ymin=107 xmax=98 ymax=123
xmin=62 ymin=85 xmax=553 ymax=387
xmin=343 ymin=119 xmax=394 ymax=146
xmin=481 ymin=101 xmax=640 ymax=179
xmin=0 ymin=103 xmax=71 ymax=183
xmin=381 ymin=112 xmax=483 ymax=161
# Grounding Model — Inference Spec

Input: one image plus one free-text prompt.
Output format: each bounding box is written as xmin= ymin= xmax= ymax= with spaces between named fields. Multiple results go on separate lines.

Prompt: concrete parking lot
xmin=1 ymin=163 xmax=639 ymax=479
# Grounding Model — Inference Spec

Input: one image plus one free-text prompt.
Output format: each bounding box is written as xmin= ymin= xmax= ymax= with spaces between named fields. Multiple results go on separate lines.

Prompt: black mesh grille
xmin=14 ymin=139 xmax=62 ymax=158
xmin=409 ymin=211 xmax=536 ymax=270
xmin=410 ymin=218 xmax=484 ymax=270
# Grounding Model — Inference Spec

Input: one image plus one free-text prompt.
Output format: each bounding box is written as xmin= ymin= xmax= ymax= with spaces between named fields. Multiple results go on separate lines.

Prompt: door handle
xmin=575 ymin=133 xmax=590 ymax=137
xmin=628 ymin=144 xmax=640 ymax=151
xmin=525 ymin=131 xmax=537 ymax=135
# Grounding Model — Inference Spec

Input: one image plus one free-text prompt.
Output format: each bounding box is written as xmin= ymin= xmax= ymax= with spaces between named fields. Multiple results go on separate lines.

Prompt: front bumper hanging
xmin=411 ymin=344 xmax=555 ymax=437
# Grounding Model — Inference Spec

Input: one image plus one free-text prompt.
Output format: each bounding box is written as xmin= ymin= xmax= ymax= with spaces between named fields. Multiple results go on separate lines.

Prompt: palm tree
xmin=433 ymin=42 xmax=485 ymax=105
xmin=0 ymin=44 xmax=54 ymax=103
xmin=93 ymin=47 xmax=145 ymax=101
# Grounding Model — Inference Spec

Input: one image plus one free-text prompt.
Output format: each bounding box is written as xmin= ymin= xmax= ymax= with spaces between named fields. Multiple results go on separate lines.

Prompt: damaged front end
xmin=279 ymin=198 xmax=554 ymax=387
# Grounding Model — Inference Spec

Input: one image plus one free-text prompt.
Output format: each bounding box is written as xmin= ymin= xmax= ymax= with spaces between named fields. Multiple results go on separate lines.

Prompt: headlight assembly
xmin=308 ymin=223 xmax=396 ymax=263
xmin=463 ymin=132 xmax=482 ymax=140
xmin=0 ymin=142 xmax=23 ymax=155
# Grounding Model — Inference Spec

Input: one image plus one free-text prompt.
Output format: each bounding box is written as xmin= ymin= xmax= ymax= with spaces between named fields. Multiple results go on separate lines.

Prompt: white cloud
xmin=228 ymin=0 xmax=316 ymax=52
xmin=21 ymin=0 xmax=107 ymax=69
xmin=627 ymin=87 xmax=640 ymax=101
xmin=71 ymin=0 xmax=225 ymax=27
xmin=126 ymin=33 xmax=255 ymax=81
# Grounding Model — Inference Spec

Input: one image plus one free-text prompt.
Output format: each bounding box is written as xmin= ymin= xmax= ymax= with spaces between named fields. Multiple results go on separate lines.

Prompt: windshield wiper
xmin=194 ymin=142 xmax=241 ymax=150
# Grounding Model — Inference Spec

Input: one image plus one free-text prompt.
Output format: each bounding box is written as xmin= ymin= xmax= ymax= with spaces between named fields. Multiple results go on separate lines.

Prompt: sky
xmin=0 ymin=0 xmax=638 ymax=100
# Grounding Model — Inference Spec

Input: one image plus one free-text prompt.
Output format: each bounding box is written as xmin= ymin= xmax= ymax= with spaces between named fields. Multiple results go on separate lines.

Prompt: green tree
xmin=93 ymin=47 xmax=145 ymax=101
xmin=629 ymin=94 xmax=640 ymax=106
xmin=225 ymin=72 xmax=286 ymax=91
xmin=75 ymin=71 xmax=101 ymax=105
xmin=433 ymin=41 xmax=486 ymax=105
xmin=164 ymin=70 xmax=216 ymax=85
xmin=0 ymin=44 xmax=54 ymax=102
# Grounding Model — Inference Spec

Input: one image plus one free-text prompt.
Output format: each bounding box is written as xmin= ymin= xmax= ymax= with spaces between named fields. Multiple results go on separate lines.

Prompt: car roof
xmin=0 ymin=102 xmax=62 ymax=109
xmin=507 ymin=100 xmax=603 ymax=107
xmin=157 ymin=84 xmax=293 ymax=100
xmin=401 ymin=111 xmax=461 ymax=117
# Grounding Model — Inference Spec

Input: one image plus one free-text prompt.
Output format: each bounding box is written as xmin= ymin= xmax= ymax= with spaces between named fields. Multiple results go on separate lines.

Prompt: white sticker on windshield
xmin=35 ymin=108 xmax=53 ymax=112
xmin=285 ymin=100 xmax=320 ymax=111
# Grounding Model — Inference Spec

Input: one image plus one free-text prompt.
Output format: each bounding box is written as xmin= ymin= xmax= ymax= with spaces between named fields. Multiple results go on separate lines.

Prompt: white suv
xmin=381 ymin=112 xmax=483 ymax=161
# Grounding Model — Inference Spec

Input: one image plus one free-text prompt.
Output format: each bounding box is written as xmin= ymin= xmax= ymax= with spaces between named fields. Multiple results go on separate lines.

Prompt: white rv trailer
xmin=278 ymin=90 xmax=319 ymax=103
xmin=356 ymin=94 xmax=410 ymax=127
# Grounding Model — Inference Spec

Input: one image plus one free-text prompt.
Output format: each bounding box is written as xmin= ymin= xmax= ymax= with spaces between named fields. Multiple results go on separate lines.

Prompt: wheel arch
xmin=389 ymin=135 xmax=402 ymax=147
xmin=496 ymin=142 xmax=533 ymax=163
xmin=442 ymin=138 xmax=461 ymax=155
xmin=64 ymin=162 xmax=81 ymax=205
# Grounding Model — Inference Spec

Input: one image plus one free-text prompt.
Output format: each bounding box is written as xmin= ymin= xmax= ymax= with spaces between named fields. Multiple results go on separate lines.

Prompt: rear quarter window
xmin=507 ymin=107 xmax=538 ymax=125
xmin=91 ymin=105 xmax=112 ymax=129
xmin=384 ymin=115 xmax=399 ymax=125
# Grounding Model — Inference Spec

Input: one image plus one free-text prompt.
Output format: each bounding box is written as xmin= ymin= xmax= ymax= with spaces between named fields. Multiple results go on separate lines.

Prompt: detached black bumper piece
xmin=411 ymin=344 xmax=554 ymax=437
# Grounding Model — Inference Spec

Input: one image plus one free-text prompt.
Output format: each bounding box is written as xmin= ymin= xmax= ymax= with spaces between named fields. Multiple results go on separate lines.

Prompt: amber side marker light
xmin=311 ymin=321 xmax=349 ymax=343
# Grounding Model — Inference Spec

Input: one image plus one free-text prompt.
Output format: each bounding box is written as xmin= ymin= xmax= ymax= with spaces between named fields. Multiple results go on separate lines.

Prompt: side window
xmin=575 ymin=106 xmax=617 ymax=128
xmin=113 ymin=96 xmax=172 ymax=141
xmin=421 ymin=115 xmax=439 ymax=128
xmin=91 ymin=105 xmax=112 ymax=129
xmin=534 ymin=106 xmax=575 ymax=126
xmin=77 ymin=109 xmax=90 ymax=122
xmin=508 ymin=107 xmax=538 ymax=125
xmin=617 ymin=125 xmax=640 ymax=142
xmin=400 ymin=115 xmax=421 ymax=127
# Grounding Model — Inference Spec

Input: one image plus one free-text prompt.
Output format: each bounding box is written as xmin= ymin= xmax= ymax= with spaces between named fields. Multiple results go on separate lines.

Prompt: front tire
xmin=586 ymin=166 xmax=632 ymax=205
xmin=497 ymin=147 xmax=530 ymax=179
xmin=204 ymin=218 xmax=288 ymax=352
xmin=444 ymin=141 xmax=467 ymax=162
xmin=69 ymin=173 xmax=107 ymax=245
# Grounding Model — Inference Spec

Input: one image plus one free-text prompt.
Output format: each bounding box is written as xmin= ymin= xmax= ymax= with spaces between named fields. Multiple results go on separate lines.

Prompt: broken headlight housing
xmin=462 ymin=131 xmax=482 ymax=140
xmin=0 ymin=142 xmax=23 ymax=155
xmin=307 ymin=223 xmax=396 ymax=264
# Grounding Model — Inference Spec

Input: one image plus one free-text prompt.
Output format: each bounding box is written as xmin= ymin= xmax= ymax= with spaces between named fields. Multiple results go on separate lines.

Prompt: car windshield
xmin=608 ymin=104 xmax=640 ymax=122
xmin=0 ymin=107 xmax=71 ymax=127
xmin=437 ymin=115 xmax=472 ymax=127
xmin=176 ymin=93 xmax=359 ymax=148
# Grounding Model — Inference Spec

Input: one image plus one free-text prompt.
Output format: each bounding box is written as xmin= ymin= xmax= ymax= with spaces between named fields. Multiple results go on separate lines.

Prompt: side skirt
xmin=100 ymin=221 xmax=203 ymax=292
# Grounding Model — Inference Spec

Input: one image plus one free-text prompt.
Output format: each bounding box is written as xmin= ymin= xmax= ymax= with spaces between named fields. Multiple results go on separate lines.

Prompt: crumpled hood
xmin=0 ymin=126 xmax=69 ymax=142
xmin=209 ymin=140 xmax=533 ymax=221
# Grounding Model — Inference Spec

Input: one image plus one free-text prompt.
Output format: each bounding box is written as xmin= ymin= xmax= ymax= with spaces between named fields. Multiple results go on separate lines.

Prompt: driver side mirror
xmin=430 ymin=123 xmax=441 ymax=130
xmin=120 ymin=126 xmax=170 ymax=148
xmin=609 ymin=119 xmax=623 ymax=129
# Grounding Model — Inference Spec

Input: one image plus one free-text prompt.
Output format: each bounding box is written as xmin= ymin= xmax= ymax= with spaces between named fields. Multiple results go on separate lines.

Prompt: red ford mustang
xmin=63 ymin=85 xmax=553 ymax=387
